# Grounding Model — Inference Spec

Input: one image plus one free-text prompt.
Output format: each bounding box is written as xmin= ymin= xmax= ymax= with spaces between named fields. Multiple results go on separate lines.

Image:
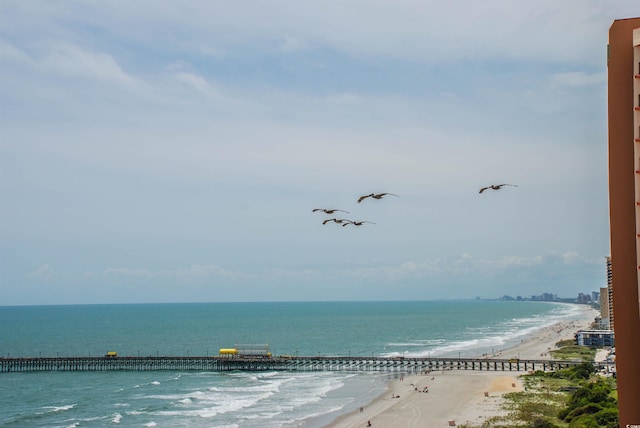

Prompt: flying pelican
xmin=357 ymin=193 xmax=398 ymax=203
xmin=322 ymin=218 xmax=351 ymax=225
xmin=342 ymin=220 xmax=376 ymax=227
xmin=312 ymin=208 xmax=350 ymax=214
xmin=479 ymin=184 xmax=518 ymax=194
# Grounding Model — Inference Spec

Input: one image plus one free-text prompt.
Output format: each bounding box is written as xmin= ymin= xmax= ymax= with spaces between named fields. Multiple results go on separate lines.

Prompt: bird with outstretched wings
xmin=342 ymin=220 xmax=376 ymax=227
xmin=313 ymin=208 xmax=350 ymax=214
xmin=357 ymin=193 xmax=398 ymax=203
xmin=479 ymin=184 xmax=518 ymax=194
xmin=322 ymin=218 xmax=351 ymax=225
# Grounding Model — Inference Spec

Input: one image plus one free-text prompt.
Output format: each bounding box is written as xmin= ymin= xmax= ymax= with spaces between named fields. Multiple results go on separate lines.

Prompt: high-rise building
xmin=607 ymin=17 xmax=640 ymax=426
xmin=604 ymin=256 xmax=614 ymax=330
xmin=599 ymin=287 xmax=610 ymax=328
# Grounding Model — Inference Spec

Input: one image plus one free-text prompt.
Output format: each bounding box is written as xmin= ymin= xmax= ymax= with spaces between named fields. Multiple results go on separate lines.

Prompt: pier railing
xmin=0 ymin=356 xmax=583 ymax=373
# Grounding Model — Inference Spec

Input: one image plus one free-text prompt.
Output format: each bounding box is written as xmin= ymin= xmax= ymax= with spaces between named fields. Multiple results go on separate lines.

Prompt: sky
xmin=1 ymin=1 xmax=637 ymax=305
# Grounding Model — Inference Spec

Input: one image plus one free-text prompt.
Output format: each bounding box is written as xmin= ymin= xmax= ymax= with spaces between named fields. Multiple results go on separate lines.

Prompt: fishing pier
xmin=1 ymin=355 xmax=581 ymax=373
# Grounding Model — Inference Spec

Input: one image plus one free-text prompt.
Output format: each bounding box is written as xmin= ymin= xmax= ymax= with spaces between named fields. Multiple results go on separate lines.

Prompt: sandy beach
xmin=325 ymin=304 xmax=600 ymax=428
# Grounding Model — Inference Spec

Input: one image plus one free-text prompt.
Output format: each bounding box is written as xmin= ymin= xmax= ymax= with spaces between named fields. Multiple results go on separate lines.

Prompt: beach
xmin=325 ymin=304 xmax=600 ymax=428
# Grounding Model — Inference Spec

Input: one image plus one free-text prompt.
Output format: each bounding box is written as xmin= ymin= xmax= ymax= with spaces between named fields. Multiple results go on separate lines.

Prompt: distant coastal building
xmin=575 ymin=330 xmax=615 ymax=347
xmin=532 ymin=292 xmax=557 ymax=301
xmin=500 ymin=293 xmax=560 ymax=301
xmin=607 ymin=17 xmax=640 ymax=426
xmin=576 ymin=292 xmax=592 ymax=304
xmin=500 ymin=293 xmax=600 ymax=303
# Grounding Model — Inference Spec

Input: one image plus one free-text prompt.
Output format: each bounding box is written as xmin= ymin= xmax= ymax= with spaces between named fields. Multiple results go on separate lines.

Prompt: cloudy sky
xmin=1 ymin=1 xmax=637 ymax=305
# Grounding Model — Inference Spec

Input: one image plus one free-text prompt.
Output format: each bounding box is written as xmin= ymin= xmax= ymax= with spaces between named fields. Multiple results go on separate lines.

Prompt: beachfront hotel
xmin=607 ymin=17 xmax=640 ymax=426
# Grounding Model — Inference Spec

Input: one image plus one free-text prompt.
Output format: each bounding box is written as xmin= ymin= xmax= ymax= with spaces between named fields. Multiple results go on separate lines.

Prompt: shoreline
xmin=323 ymin=304 xmax=599 ymax=428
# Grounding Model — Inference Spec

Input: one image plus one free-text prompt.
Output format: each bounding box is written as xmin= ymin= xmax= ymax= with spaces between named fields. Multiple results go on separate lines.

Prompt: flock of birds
xmin=312 ymin=193 xmax=397 ymax=227
xmin=312 ymin=184 xmax=517 ymax=227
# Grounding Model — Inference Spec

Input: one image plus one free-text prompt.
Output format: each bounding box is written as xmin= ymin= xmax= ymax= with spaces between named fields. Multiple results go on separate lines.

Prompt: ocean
xmin=0 ymin=300 xmax=587 ymax=427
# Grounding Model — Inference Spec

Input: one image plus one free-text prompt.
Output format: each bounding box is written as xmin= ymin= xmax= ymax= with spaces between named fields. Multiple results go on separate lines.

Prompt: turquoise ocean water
xmin=0 ymin=300 xmax=586 ymax=427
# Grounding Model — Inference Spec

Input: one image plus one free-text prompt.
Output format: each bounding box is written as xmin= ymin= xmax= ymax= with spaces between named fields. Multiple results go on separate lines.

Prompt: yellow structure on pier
xmin=218 ymin=348 xmax=238 ymax=356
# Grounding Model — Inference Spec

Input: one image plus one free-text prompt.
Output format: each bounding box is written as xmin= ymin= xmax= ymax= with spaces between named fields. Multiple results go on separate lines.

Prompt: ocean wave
xmin=135 ymin=371 xmax=352 ymax=425
xmin=41 ymin=404 xmax=77 ymax=413
xmin=386 ymin=339 xmax=446 ymax=347
xmin=286 ymin=403 xmax=345 ymax=425
xmin=381 ymin=302 xmax=584 ymax=358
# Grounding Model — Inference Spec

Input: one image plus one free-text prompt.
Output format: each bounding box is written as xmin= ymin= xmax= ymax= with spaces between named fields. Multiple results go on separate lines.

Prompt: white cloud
xmin=28 ymin=264 xmax=55 ymax=281
xmin=172 ymin=71 xmax=221 ymax=97
xmin=0 ymin=39 xmax=31 ymax=64
xmin=102 ymin=264 xmax=248 ymax=282
xmin=40 ymin=42 xmax=134 ymax=85
xmin=341 ymin=252 xmax=602 ymax=282
xmin=103 ymin=267 xmax=156 ymax=279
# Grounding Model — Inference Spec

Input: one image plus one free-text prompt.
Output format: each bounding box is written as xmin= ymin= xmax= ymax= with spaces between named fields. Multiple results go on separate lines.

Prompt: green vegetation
xmin=549 ymin=341 xmax=596 ymax=362
xmin=558 ymin=378 xmax=618 ymax=428
xmin=459 ymin=362 xmax=618 ymax=428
